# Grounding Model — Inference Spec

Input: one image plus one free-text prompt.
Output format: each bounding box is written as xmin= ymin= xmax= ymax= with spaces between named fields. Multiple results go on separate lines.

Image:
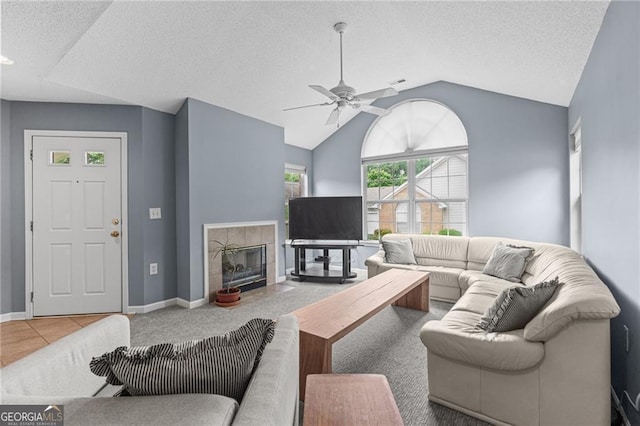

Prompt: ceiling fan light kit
xmin=284 ymin=22 xmax=399 ymax=127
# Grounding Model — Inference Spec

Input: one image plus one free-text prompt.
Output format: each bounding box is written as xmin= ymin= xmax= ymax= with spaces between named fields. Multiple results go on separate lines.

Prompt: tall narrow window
xmin=362 ymin=100 xmax=468 ymax=239
xmin=569 ymin=119 xmax=582 ymax=253
xmin=285 ymin=164 xmax=307 ymax=239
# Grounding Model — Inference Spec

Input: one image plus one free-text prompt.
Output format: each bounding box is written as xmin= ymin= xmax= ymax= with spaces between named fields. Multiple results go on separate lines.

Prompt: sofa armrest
xmin=420 ymin=320 xmax=544 ymax=371
xmin=233 ymin=314 xmax=299 ymax=426
xmin=364 ymin=250 xmax=386 ymax=266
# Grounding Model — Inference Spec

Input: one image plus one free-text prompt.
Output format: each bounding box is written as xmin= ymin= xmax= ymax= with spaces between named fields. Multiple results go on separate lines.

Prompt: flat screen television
xmin=289 ymin=196 xmax=363 ymax=241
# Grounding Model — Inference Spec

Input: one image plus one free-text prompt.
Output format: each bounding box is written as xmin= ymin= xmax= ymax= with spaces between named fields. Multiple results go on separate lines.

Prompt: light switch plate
xmin=149 ymin=208 xmax=162 ymax=219
xmin=150 ymin=263 xmax=158 ymax=275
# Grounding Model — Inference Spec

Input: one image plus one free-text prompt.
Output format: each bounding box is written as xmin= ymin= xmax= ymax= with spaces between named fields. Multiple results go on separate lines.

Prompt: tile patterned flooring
xmin=0 ymin=314 xmax=132 ymax=367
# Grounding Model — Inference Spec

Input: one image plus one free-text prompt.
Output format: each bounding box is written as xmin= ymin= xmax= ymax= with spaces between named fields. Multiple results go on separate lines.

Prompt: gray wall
xmin=178 ymin=98 xmax=286 ymax=301
xmin=141 ymin=108 xmax=177 ymax=305
xmin=285 ymin=144 xmax=313 ymax=192
xmin=1 ymin=101 xmax=177 ymax=313
xmin=313 ymin=81 xmax=569 ymax=245
xmin=568 ymin=1 xmax=640 ymax=421
xmin=1 ymin=100 xmax=12 ymax=314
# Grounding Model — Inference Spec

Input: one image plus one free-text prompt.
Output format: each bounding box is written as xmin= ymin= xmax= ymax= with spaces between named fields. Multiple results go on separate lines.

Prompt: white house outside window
xmin=362 ymin=100 xmax=468 ymax=240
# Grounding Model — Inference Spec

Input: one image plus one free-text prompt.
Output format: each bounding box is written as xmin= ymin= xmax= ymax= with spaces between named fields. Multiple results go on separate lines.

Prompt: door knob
xmin=110 ymin=230 xmax=120 ymax=238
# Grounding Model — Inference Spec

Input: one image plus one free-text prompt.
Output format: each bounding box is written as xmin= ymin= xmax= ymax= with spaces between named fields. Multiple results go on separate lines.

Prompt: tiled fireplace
xmin=205 ymin=222 xmax=277 ymax=303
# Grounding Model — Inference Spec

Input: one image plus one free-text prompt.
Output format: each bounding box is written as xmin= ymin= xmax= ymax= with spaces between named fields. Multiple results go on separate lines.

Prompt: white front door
xmin=31 ymin=135 xmax=123 ymax=316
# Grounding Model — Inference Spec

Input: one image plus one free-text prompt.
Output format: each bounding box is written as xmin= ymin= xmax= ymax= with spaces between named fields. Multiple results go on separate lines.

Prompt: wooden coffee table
xmin=304 ymin=374 xmax=403 ymax=426
xmin=291 ymin=268 xmax=429 ymax=399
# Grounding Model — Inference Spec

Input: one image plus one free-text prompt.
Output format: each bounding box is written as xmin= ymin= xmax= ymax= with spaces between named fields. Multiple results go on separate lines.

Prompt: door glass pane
xmin=85 ymin=151 xmax=105 ymax=165
xmin=50 ymin=151 xmax=70 ymax=165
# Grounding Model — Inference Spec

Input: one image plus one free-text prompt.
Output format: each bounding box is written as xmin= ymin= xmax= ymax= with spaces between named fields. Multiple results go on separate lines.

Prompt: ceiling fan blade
xmin=283 ymin=102 xmax=332 ymax=112
xmin=326 ymin=108 xmax=340 ymax=125
xmin=359 ymin=104 xmax=391 ymax=116
xmin=310 ymin=85 xmax=338 ymax=100
xmin=355 ymin=87 xmax=398 ymax=100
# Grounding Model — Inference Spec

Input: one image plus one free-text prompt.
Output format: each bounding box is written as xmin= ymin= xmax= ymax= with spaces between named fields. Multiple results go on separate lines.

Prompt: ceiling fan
xmin=284 ymin=22 xmax=399 ymax=127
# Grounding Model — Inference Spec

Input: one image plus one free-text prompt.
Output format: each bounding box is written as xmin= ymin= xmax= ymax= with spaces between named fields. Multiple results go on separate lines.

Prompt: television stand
xmin=290 ymin=243 xmax=357 ymax=284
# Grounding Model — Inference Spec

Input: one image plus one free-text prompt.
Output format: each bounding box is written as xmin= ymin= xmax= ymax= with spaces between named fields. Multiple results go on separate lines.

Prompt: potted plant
xmin=210 ymin=240 xmax=242 ymax=306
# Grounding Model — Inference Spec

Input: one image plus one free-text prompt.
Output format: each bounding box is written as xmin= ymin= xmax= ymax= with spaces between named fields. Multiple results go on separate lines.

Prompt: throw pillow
xmin=482 ymin=242 xmax=535 ymax=282
xmin=90 ymin=318 xmax=275 ymax=401
xmin=477 ymin=277 xmax=561 ymax=333
xmin=382 ymin=239 xmax=417 ymax=265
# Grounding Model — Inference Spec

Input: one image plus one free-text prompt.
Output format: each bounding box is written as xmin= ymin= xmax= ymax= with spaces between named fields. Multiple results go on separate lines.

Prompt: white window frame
xmin=569 ymin=118 xmax=582 ymax=253
xmin=284 ymin=163 xmax=308 ymax=240
xmin=362 ymin=151 xmax=468 ymax=241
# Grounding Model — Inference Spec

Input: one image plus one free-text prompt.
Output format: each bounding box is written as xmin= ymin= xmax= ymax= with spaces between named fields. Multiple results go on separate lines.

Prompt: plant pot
xmin=216 ymin=287 xmax=241 ymax=304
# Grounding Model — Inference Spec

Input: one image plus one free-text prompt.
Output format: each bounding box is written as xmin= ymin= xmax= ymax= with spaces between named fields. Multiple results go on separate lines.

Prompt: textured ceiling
xmin=1 ymin=1 xmax=610 ymax=149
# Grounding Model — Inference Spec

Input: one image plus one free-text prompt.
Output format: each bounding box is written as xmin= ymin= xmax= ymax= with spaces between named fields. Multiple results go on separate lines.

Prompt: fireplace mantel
xmin=203 ymin=221 xmax=278 ymax=303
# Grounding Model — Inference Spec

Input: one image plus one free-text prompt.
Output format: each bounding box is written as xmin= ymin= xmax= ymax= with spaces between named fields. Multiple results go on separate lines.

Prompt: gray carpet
xmin=129 ymin=276 xmax=489 ymax=426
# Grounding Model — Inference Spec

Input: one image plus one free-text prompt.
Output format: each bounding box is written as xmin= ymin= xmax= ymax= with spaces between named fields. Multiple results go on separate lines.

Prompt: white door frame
xmin=24 ymin=130 xmax=129 ymax=319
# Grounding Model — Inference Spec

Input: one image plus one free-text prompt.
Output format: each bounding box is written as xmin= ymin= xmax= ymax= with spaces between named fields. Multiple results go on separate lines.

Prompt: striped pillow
xmin=90 ymin=318 xmax=275 ymax=401
xmin=477 ymin=278 xmax=560 ymax=333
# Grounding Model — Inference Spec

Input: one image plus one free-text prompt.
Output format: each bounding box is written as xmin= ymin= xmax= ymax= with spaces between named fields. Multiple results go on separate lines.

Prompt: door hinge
xmin=30 ymin=149 xmax=33 ymax=161
xmin=30 ymin=221 xmax=33 ymax=232
xmin=31 ymin=292 xmax=34 ymax=302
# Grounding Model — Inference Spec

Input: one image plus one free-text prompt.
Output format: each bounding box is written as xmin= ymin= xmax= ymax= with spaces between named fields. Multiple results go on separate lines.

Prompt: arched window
xmin=363 ymin=100 xmax=468 ymax=239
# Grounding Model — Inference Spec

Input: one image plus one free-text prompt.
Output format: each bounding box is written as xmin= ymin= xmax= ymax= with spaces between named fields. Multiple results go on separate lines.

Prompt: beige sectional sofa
xmin=366 ymin=233 xmax=620 ymax=425
xmin=0 ymin=315 xmax=300 ymax=426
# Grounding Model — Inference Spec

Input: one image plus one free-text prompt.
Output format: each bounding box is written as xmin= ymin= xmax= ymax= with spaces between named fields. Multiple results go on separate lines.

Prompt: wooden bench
xmin=303 ymin=374 xmax=403 ymax=425
xmin=291 ymin=268 xmax=429 ymax=399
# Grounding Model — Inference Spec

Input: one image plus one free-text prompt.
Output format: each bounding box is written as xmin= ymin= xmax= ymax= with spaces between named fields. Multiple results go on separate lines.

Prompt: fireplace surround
xmin=204 ymin=221 xmax=277 ymax=303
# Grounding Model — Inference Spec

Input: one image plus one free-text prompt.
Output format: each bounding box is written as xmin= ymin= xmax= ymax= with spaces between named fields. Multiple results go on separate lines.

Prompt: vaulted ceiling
xmin=1 ymin=1 xmax=610 ymax=149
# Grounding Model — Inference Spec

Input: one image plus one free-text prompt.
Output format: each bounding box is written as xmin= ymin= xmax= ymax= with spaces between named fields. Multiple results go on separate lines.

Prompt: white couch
xmin=0 ymin=314 xmax=299 ymax=426
xmin=366 ymin=234 xmax=620 ymax=425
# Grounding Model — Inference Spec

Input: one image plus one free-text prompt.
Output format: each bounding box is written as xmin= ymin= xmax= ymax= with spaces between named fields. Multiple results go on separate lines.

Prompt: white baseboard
xmin=177 ymin=297 xmax=207 ymax=309
xmin=276 ymin=275 xmax=287 ymax=283
xmin=129 ymin=298 xmax=177 ymax=314
xmin=0 ymin=311 xmax=26 ymax=323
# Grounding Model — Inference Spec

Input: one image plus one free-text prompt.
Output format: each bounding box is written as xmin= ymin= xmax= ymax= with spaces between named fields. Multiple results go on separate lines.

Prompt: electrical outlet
xmin=623 ymin=325 xmax=630 ymax=352
xmin=149 ymin=208 xmax=162 ymax=220
xmin=150 ymin=263 xmax=158 ymax=275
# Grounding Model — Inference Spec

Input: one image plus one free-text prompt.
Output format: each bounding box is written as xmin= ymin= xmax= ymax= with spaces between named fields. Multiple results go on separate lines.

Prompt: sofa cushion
xmin=90 ymin=318 xmax=275 ymax=401
xmin=64 ymin=394 xmax=237 ymax=426
xmin=420 ymin=312 xmax=544 ymax=371
xmin=477 ymin=278 xmax=560 ymax=332
xmin=408 ymin=234 xmax=469 ymax=268
xmin=467 ymin=236 xmax=541 ymax=272
xmin=523 ymin=249 xmax=622 ymax=341
xmin=482 ymin=243 xmax=534 ymax=283
xmin=381 ymin=239 xmax=416 ymax=264
xmin=93 ymin=383 xmax=123 ymax=397
xmin=417 ymin=266 xmax=464 ymax=289
xmin=458 ymin=270 xmax=514 ymax=292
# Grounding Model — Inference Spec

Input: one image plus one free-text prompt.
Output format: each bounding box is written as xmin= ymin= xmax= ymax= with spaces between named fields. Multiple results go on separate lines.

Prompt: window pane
xmin=85 ymin=151 xmax=105 ymax=165
xmin=366 ymin=201 xmax=407 ymax=239
xmin=284 ymin=168 xmax=307 ymax=239
xmin=50 ymin=151 xmax=70 ymax=165
xmin=364 ymin=154 xmax=468 ymax=236
xmin=415 ymin=201 xmax=445 ymax=234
